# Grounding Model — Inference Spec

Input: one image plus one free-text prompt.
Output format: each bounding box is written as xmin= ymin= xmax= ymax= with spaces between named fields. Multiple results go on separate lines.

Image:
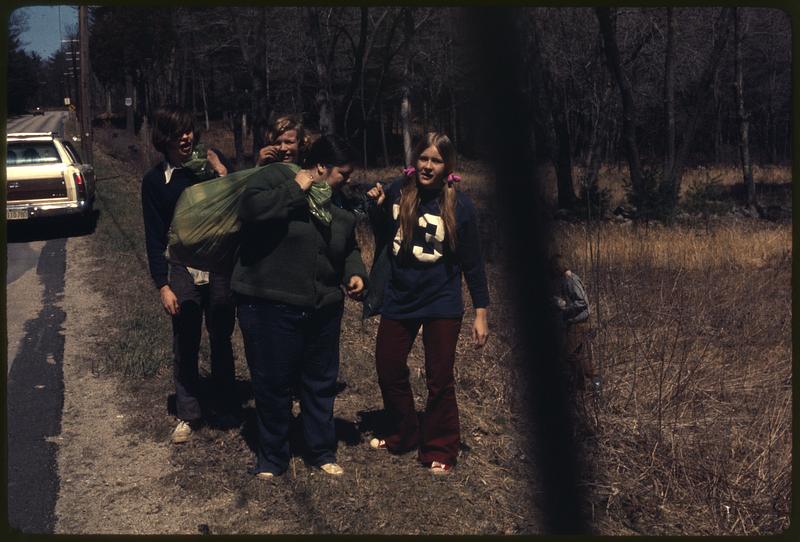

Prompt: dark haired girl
xmin=366 ymin=132 xmax=489 ymax=474
xmin=233 ymin=135 xmax=367 ymax=478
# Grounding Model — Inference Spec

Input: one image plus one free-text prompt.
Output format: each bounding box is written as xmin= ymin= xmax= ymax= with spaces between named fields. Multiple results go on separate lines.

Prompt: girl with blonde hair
xmin=365 ymin=132 xmax=490 ymax=474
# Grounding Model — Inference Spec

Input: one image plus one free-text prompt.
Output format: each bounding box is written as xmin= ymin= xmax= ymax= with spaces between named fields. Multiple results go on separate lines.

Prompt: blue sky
xmin=13 ymin=5 xmax=79 ymax=59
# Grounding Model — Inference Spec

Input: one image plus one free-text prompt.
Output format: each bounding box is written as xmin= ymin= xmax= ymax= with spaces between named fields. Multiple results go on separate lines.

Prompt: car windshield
xmin=6 ymin=142 xmax=62 ymax=167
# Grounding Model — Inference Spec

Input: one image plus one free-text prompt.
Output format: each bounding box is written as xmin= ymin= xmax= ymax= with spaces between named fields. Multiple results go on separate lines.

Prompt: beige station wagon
xmin=6 ymin=132 xmax=96 ymax=223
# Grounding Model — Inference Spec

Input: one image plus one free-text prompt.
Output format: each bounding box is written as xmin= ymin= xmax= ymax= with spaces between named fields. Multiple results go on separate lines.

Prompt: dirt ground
xmin=52 ymin=162 xmax=542 ymax=534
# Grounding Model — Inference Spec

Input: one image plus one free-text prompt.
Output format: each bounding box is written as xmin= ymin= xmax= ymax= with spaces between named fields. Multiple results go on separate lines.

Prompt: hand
xmin=160 ymin=285 xmax=180 ymax=316
xmin=256 ymin=145 xmax=280 ymax=166
xmin=294 ymin=169 xmax=315 ymax=191
xmin=366 ymin=182 xmax=385 ymax=206
xmin=345 ymin=276 xmax=365 ymax=299
xmin=472 ymin=308 xmax=489 ymax=348
xmin=206 ymin=149 xmax=227 ymax=176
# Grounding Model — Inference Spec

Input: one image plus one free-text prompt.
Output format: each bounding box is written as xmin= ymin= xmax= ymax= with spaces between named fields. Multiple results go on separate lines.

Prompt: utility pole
xmin=79 ymin=6 xmax=93 ymax=163
xmin=62 ymin=39 xmax=78 ymax=110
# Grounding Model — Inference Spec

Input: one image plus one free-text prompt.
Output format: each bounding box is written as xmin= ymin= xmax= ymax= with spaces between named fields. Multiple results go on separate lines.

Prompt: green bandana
xmin=181 ymin=144 xmax=217 ymax=181
xmin=307 ymin=180 xmax=333 ymax=226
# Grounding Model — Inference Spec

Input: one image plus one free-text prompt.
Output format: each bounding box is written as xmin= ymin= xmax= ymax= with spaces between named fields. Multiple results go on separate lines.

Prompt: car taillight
xmin=73 ymin=172 xmax=86 ymax=199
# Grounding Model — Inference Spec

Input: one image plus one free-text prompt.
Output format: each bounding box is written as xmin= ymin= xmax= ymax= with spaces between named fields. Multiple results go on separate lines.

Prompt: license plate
xmin=7 ymin=209 xmax=28 ymax=220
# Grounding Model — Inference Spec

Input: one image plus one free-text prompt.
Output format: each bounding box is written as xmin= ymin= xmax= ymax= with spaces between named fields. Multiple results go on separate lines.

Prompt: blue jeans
xmin=237 ymin=296 xmax=343 ymax=475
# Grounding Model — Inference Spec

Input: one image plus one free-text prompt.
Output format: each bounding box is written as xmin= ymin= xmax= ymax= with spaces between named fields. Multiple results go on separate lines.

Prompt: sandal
xmin=430 ymin=461 xmax=452 ymax=475
xmin=369 ymin=438 xmax=387 ymax=450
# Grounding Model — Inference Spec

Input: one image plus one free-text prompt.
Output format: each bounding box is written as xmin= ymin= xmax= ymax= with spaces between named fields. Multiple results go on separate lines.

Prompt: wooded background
xmin=8 ymin=7 xmax=792 ymax=211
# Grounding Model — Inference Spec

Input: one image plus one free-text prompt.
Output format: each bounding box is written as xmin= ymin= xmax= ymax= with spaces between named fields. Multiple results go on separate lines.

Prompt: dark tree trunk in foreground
xmin=735 ymin=7 xmax=756 ymax=207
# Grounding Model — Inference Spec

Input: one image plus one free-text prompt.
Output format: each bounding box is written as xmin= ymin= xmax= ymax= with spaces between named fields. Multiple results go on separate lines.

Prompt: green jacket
xmin=231 ymin=163 xmax=367 ymax=309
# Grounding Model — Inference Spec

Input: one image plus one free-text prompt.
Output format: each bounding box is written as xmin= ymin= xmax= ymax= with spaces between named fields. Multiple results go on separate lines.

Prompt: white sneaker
xmin=256 ymin=471 xmax=275 ymax=480
xmin=171 ymin=420 xmax=193 ymax=444
xmin=369 ymin=438 xmax=387 ymax=450
xmin=320 ymin=462 xmax=344 ymax=476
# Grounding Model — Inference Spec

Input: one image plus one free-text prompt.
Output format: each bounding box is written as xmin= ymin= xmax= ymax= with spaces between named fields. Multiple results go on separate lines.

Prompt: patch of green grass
xmin=87 ymin=148 xmax=170 ymax=377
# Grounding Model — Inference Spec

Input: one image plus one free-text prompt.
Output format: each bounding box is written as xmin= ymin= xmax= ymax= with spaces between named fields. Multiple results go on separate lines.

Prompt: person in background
xmin=365 ymin=132 xmax=489 ymax=475
xmin=549 ymin=253 xmax=599 ymax=394
xmin=255 ymin=114 xmax=308 ymax=167
xmin=141 ymin=105 xmax=239 ymax=444
xmin=233 ymin=135 xmax=367 ymax=479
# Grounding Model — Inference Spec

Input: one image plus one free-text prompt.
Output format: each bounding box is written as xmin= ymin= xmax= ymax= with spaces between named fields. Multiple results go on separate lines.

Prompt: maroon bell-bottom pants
xmin=375 ymin=317 xmax=463 ymax=465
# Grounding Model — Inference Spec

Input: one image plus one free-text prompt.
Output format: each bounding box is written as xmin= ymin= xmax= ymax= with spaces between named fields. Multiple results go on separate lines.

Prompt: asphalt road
xmin=6 ymin=110 xmax=68 ymax=136
xmin=6 ymin=110 xmax=72 ymax=533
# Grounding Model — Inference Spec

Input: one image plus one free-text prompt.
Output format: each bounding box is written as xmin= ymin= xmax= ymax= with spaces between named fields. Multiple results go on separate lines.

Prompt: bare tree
xmin=595 ymin=7 xmax=645 ymax=201
xmin=734 ymin=7 xmax=756 ymax=208
xmin=306 ymin=7 xmax=336 ymax=134
xmin=663 ymin=7 xmax=676 ymax=178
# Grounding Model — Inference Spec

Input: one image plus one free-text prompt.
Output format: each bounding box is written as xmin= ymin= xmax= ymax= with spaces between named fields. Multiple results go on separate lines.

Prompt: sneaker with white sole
xmin=320 ymin=463 xmax=344 ymax=476
xmin=369 ymin=438 xmax=387 ymax=450
xmin=171 ymin=420 xmax=194 ymax=444
xmin=255 ymin=471 xmax=275 ymax=480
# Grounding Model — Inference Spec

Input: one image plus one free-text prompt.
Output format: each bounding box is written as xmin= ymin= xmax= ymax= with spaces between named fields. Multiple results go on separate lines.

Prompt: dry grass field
xmin=86 ymin=124 xmax=790 ymax=534
xmin=553 ymin=220 xmax=791 ymax=534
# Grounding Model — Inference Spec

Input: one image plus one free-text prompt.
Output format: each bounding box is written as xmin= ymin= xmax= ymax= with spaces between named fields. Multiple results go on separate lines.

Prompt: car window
xmin=63 ymin=141 xmax=83 ymax=164
xmin=7 ymin=142 xmax=62 ymax=166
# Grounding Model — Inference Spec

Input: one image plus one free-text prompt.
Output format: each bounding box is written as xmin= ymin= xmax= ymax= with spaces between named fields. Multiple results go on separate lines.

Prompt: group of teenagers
xmin=141 ymin=105 xmax=492 ymax=478
xmin=141 ymin=105 xmax=597 ymax=480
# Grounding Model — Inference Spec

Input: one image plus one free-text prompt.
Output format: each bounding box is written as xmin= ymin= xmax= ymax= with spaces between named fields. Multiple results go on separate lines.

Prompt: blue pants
xmin=237 ymin=296 xmax=343 ymax=475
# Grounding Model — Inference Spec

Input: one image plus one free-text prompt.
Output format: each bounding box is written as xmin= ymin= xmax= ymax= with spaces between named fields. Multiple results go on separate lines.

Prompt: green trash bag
xmin=166 ymin=162 xmax=301 ymax=272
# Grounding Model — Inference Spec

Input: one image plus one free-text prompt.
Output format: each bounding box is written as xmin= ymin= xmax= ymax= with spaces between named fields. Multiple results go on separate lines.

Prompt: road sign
xmin=64 ymin=97 xmax=71 ymax=106
xmin=125 ymin=97 xmax=132 ymax=107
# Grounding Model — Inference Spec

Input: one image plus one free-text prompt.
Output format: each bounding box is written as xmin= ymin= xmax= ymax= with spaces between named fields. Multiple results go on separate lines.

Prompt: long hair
xmin=398 ymin=132 xmax=458 ymax=253
xmin=151 ymin=105 xmax=195 ymax=155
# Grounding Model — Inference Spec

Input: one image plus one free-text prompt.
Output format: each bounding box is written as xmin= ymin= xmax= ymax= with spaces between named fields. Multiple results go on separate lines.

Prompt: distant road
xmin=6 ymin=110 xmax=68 ymax=136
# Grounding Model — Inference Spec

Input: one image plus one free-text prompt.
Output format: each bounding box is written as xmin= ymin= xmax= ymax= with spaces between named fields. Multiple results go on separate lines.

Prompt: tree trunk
xmin=666 ymin=7 xmax=734 ymax=204
xmin=595 ymin=7 xmax=645 ymax=200
xmin=200 ymin=72 xmax=209 ymax=131
xmin=230 ymin=111 xmax=244 ymax=170
xmin=306 ymin=7 xmax=336 ymax=135
xmin=663 ymin=7 xmax=676 ymax=177
xmin=768 ymin=63 xmax=777 ymax=164
xmin=450 ymin=88 xmax=458 ymax=147
xmin=553 ymin=89 xmax=577 ymax=209
xmin=380 ymin=100 xmax=389 ymax=167
xmin=734 ymin=8 xmax=755 ymax=207
xmin=401 ymin=89 xmax=412 ymax=166
xmin=340 ymin=7 xmax=369 ymax=136
xmin=125 ymin=72 xmax=135 ymax=136
xmin=713 ymin=70 xmax=723 ymax=163
xmin=400 ymin=8 xmax=415 ymax=166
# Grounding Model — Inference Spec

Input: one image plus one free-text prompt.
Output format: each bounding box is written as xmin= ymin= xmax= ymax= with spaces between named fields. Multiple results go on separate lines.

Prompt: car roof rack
xmin=7 ymin=132 xmax=57 ymax=138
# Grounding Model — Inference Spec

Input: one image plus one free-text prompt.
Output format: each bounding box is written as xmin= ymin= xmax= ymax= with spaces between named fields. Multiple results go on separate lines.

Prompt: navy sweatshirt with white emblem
xmin=372 ymin=178 xmax=489 ymax=319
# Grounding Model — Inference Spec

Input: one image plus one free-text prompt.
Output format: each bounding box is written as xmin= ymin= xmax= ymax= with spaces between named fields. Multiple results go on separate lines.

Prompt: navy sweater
xmin=141 ymin=151 xmax=231 ymax=289
xmin=373 ymin=178 xmax=489 ymax=319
